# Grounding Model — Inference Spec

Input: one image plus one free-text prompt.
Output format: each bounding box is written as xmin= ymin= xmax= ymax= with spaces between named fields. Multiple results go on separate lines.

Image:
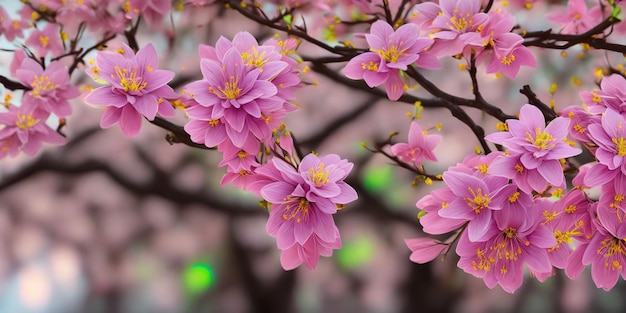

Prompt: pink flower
xmin=390 ymin=121 xmax=440 ymax=167
xmin=438 ymin=171 xmax=508 ymax=242
xmin=486 ymin=104 xmax=581 ymax=190
xmin=0 ymin=102 xmax=65 ymax=158
xmin=485 ymin=34 xmax=536 ymax=79
xmin=581 ymin=195 xmax=626 ymax=290
xmin=539 ymin=190 xmax=591 ymax=269
xmin=185 ymin=47 xmax=286 ymax=147
xmin=16 ymin=58 xmax=80 ymax=118
xmin=456 ymin=204 xmax=556 ymax=293
xmin=85 ymin=43 xmax=178 ymax=137
xmin=24 ymin=23 xmax=64 ymax=57
xmin=548 ymin=0 xmax=603 ymax=35
xmin=585 ymin=109 xmax=626 ymax=186
xmin=0 ymin=6 xmax=28 ymax=42
xmin=258 ymin=154 xmax=357 ymax=270
xmin=424 ymin=0 xmax=488 ymax=56
xmin=342 ymin=20 xmax=437 ymax=100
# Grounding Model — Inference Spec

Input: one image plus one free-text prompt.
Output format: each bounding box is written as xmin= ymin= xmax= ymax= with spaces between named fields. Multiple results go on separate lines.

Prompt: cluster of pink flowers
xmin=0 ymin=50 xmax=80 ymax=158
xmin=247 ymin=154 xmax=358 ymax=269
xmin=342 ymin=20 xmax=440 ymax=100
xmin=414 ymin=0 xmax=536 ymax=79
xmin=183 ymin=32 xmax=301 ymax=186
xmin=85 ymin=43 xmax=178 ymax=137
xmin=408 ymin=76 xmax=626 ymax=292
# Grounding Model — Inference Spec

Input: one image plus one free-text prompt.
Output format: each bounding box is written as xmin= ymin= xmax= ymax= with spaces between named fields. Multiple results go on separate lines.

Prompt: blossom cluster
xmin=3 ymin=0 xmax=626 ymax=292
xmin=0 ymin=52 xmax=79 ymax=157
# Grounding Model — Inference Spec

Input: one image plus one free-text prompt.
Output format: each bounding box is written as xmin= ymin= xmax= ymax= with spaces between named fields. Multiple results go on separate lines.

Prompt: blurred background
xmin=2 ymin=1 xmax=626 ymax=313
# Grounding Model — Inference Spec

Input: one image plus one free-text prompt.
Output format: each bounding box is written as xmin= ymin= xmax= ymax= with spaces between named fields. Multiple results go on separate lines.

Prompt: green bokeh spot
xmin=183 ymin=262 xmax=215 ymax=295
xmin=337 ymin=238 xmax=373 ymax=268
xmin=363 ymin=165 xmax=393 ymax=192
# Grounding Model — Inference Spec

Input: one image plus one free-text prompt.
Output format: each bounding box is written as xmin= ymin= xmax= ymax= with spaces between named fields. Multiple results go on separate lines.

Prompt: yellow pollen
xmin=39 ymin=35 xmax=49 ymax=48
xmin=15 ymin=113 xmax=38 ymax=129
xmin=114 ymin=66 xmax=146 ymax=92
xmin=308 ymin=163 xmax=330 ymax=187
xmin=564 ymin=204 xmax=577 ymax=214
xmin=508 ymin=191 xmax=520 ymax=203
xmin=597 ymin=238 xmax=626 ymax=271
xmin=282 ymin=197 xmax=310 ymax=222
xmin=501 ymin=54 xmax=515 ymax=65
xmin=464 ymin=187 xmax=491 ymax=214
xmin=371 ymin=43 xmax=409 ymax=63
xmin=503 ymin=227 xmax=517 ymax=239
xmin=476 ymin=164 xmax=489 ymax=174
xmin=514 ymin=164 xmax=524 ymax=173
xmin=361 ymin=60 xmax=379 ymax=71
xmin=543 ymin=210 xmax=558 ymax=223
xmin=237 ymin=151 xmax=248 ymax=159
xmin=448 ymin=14 xmax=471 ymax=31
xmin=30 ymin=75 xmax=56 ymax=98
xmin=208 ymin=119 xmax=220 ymax=127
xmin=573 ymin=124 xmax=585 ymax=133
xmin=215 ymin=76 xmax=241 ymax=100
xmin=612 ymin=137 xmax=626 ymax=156
xmin=241 ymin=46 xmax=269 ymax=68
xmin=526 ymin=128 xmax=555 ymax=150
xmin=592 ymin=92 xmax=602 ymax=103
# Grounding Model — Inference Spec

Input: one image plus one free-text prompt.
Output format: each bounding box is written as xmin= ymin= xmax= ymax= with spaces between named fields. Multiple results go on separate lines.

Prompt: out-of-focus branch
xmin=0 ymin=153 xmax=260 ymax=217
xmin=298 ymin=96 xmax=379 ymax=149
xmin=523 ymin=16 xmax=625 ymax=53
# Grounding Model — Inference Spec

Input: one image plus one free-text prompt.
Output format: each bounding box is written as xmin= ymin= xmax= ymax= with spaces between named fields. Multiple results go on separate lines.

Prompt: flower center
xmin=39 ymin=35 xmax=49 ymax=48
xmin=372 ymin=43 xmax=408 ymax=64
xmin=241 ymin=46 xmax=269 ymax=68
xmin=282 ymin=197 xmax=310 ymax=223
xmin=308 ymin=163 xmax=330 ymax=187
xmin=464 ymin=187 xmax=491 ymax=214
xmin=526 ymin=128 xmax=555 ymax=150
xmin=114 ymin=66 xmax=146 ymax=92
xmin=31 ymin=75 xmax=56 ymax=98
xmin=15 ymin=113 xmax=38 ymax=130
xmin=612 ymin=137 xmax=626 ymax=156
xmin=597 ymin=237 xmax=626 ymax=271
xmin=217 ymin=76 xmax=241 ymax=100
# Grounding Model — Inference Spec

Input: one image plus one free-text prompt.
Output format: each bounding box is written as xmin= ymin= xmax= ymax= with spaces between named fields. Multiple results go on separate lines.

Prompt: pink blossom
xmin=548 ymin=0 xmax=603 ymax=35
xmin=486 ymin=104 xmax=581 ymax=190
xmin=24 ymin=23 xmax=64 ymax=57
xmin=438 ymin=171 xmax=509 ymax=242
xmin=342 ymin=20 xmax=437 ymax=100
xmin=0 ymin=6 xmax=28 ymax=42
xmin=585 ymin=109 xmax=626 ymax=186
xmin=85 ymin=43 xmax=178 ymax=137
xmin=456 ymin=204 xmax=556 ymax=293
xmin=581 ymin=196 xmax=626 ymax=290
xmin=258 ymin=154 xmax=357 ymax=270
xmin=185 ymin=46 xmax=286 ymax=147
xmin=16 ymin=58 xmax=80 ymax=118
xmin=0 ymin=102 xmax=65 ymax=158
xmin=423 ymin=0 xmax=488 ymax=56
xmin=390 ymin=121 xmax=440 ymax=167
